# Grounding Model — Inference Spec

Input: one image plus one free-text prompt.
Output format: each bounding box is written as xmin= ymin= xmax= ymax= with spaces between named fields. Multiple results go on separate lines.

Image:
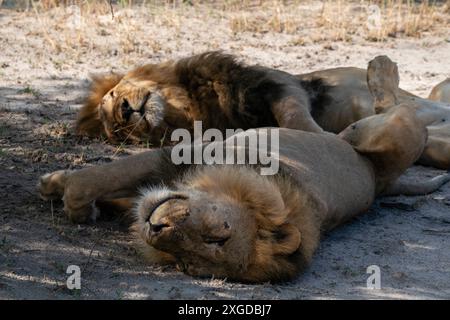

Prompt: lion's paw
xmin=38 ymin=170 xmax=72 ymax=201
xmin=64 ymin=200 xmax=100 ymax=224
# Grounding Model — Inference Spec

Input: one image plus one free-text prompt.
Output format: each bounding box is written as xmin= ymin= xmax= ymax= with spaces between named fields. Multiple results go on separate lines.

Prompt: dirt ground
xmin=1 ymin=1 xmax=450 ymax=299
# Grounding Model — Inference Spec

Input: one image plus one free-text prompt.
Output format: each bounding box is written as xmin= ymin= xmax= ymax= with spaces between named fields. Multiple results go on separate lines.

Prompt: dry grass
xmin=1 ymin=0 xmax=448 ymax=66
xmin=12 ymin=1 xmax=450 ymax=40
xmin=227 ymin=0 xmax=448 ymax=41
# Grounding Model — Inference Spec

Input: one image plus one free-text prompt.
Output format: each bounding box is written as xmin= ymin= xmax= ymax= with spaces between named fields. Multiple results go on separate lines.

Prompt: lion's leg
xmin=271 ymin=88 xmax=324 ymax=133
xmin=366 ymin=56 xmax=450 ymax=170
xmin=95 ymin=197 xmax=137 ymax=224
xmin=416 ymin=137 xmax=450 ymax=169
xmin=429 ymin=78 xmax=450 ymax=103
xmin=39 ymin=169 xmax=103 ymax=223
xmin=38 ymin=148 xmax=181 ymax=223
xmin=367 ymin=55 xmax=400 ymax=113
xmin=38 ymin=170 xmax=73 ymax=200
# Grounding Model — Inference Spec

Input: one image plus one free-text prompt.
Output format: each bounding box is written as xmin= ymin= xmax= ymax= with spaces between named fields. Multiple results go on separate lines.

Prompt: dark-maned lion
xmin=76 ymin=51 xmax=323 ymax=145
xmin=76 ymin=52 xmax=450 ymax=170
xmin=39 ymin=105 xmax=450 ymax=282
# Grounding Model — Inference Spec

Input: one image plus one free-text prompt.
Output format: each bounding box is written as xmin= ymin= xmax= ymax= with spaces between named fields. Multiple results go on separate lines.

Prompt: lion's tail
xmin=382 ymin=171 xmax=450 ymax=196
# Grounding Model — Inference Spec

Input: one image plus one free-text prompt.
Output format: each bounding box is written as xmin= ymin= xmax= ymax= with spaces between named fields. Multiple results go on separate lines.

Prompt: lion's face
xmin=77 ymin=65 xmax=193 ymax=145
xmin=99 ymin=78 xmax=171 ymax=144
xmin=133 ymin=167 xmax=303 ymax=283
xmin=136 ymin=187 xmax=257 ymax=280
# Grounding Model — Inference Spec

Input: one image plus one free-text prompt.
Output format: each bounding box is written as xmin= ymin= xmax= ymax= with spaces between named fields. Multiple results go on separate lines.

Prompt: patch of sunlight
xmin=0 ymin=270 xmax=65 ymax=287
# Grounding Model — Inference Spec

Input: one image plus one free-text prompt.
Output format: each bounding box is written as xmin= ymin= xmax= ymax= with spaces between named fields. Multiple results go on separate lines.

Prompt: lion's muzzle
xmin=145 ymin=195 xmax=190 ymax=247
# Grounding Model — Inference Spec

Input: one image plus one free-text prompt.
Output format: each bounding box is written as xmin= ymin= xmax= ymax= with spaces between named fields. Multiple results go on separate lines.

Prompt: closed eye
xmin=121 ymin=98 xmax=133 ymax=121
xmin=203 ymin=236 xmax=230 ymax=247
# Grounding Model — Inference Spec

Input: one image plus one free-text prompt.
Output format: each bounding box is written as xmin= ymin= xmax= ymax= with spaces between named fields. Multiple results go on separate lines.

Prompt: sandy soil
xmin=0 ymin=1 xmax=450 ymax=299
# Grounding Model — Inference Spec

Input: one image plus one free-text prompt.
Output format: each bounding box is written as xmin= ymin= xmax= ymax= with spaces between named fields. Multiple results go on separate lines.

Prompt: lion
xmin=38 ymin=105 xmax=450 ymax=282
xmin=76 ymin=51 xmax=323 ymax=145
xmin=76 ymin=52 xmax=450 ymax=170
xmin=297 ymin=56 xmax=450 ymax=169
xmin=429 ymin=78 xmax=450 ymax=103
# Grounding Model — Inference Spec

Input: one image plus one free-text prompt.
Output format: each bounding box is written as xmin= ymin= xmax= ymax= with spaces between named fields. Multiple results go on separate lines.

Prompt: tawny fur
xmin=429 ymin=78 xmax=450 ymax=103
xmin=77 ymin=52 xmax=450 ymax=169
xmin=75 ymin=51 xmax=322 ymax=145
xmin=297 ymin=56 xmax=450 ymax=169
xmin=77 ymin=73 xmax=123 ymax=137
xmin=38 ymin=110 xmax=450 ymax=282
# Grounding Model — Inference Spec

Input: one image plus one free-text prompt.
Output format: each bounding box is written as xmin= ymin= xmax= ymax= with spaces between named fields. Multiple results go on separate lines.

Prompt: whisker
xmin=114 ymin=121 xmax=144 ymax=133
xmin=112 ymin=114 xmax=146 ymax=157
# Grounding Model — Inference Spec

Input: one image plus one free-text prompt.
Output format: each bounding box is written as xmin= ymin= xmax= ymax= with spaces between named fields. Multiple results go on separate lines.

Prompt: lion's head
xmin=132 ymin=166 xmax=315 ymax=283
xmin=76 ymin=64 xmax=193 ymax=145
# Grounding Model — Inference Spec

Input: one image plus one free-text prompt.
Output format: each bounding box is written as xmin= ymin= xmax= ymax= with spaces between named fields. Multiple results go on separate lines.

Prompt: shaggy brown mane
xmin=39 ymin=115 xmax=450 ymax=282
xmin=177 ymin=165 xmax=320 ymax=282
xmin=172 ymin=51 xmax=284 ymax=130
xmin=76 ymin=73 xmax=123 ymax=137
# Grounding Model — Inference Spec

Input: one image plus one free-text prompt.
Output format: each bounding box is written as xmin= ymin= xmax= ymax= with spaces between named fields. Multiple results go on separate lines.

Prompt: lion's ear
xmin=272 ymin=223 xmax=301 ymax=255
xmin=76 ymin=73 xmax=124 ymax=137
